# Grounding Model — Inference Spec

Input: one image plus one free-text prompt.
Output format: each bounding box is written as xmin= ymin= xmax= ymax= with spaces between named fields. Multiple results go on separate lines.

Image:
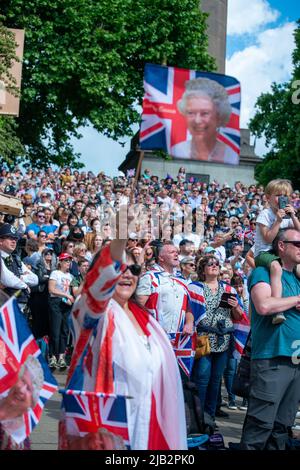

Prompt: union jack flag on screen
xmin=169 ymin=332 xmax=196 ymax=377
xmin=61 ymin=390 xmax=130 ymax=448
xmin=140 ymin=63 xmax=241 ymax=164
xmin=0 ymin=298 xmax=58 ymax=444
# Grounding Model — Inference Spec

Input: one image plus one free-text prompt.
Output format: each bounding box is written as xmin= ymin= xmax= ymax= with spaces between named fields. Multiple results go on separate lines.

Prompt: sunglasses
xmin=186 ymin=263 xmax=196 ymax=267
xmin=282 ymin=241 xmax=300 ymax=247
xmin=123 ymin=264 xmax=142 ymax=276
xmin=38 ymin=215 xmax=45 ymax=218
xmin=206 ymin=261 xmax=219 ymax=267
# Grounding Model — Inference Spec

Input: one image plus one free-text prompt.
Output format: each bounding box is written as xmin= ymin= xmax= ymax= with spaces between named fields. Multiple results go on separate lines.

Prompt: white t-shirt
xmin=49 ymin=270 xmax=73 ymax=297
xmin=254 ymin=207 xmax=293 ymax=257
xmin=214 ymin=245 xmax=227 ymax=265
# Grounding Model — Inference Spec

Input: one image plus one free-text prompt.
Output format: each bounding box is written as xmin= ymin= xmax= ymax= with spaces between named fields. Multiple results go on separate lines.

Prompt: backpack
xmin=183 ymin=381 xmax=216 ymax=436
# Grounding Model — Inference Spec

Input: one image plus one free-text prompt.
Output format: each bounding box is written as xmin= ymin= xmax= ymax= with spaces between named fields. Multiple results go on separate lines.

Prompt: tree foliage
xmin=250 ymin=21 xmax=300 ymax=188
xmin=2 ymin=0 xmax=215 ymax=168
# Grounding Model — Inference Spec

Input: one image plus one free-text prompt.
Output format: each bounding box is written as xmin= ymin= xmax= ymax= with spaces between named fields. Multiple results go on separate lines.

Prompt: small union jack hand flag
xmin=61 ymin=390 xmax=131 ymax=448
xmin=0 ymin=298 xmax=57 ymax=444
xmin=169 ymin=332 xmax=196 ymax=377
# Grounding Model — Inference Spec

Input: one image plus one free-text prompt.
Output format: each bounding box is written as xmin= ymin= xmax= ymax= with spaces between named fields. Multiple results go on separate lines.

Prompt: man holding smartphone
xmin=240 ymin=228 xmax=300 ymax=450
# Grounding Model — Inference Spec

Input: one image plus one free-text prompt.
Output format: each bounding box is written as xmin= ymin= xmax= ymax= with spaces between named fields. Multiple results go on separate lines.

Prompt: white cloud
xmin=226 ymin=21 xmax=296 ymax=135
xmin=227 ymin=0 xmax=280 ymax=36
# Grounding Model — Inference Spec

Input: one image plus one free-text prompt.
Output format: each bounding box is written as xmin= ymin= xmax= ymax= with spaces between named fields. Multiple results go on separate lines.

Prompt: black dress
xmin=28 ymin=261 xmax=51 ymax=339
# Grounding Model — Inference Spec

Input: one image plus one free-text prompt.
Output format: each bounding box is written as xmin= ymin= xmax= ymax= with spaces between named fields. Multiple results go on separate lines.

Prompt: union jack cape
xmin=140 ymin=63 xmax=241 ymax=163
xmin=0 ymin=298 xmax=57 ymax=444
xmin=188 ymin=281 xmax=250 ymax=359
xmin=60 ymin=246 xmax=187 ymax=450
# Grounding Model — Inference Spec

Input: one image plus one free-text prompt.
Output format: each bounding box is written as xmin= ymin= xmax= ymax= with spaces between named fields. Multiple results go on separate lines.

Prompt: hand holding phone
xmin=219 ymin=292 xmax=237 ymax=308
xmin=278 ymin=195 xmax=291 ymax=219
xmin=278 ymin=195 xmax=289 ymax=210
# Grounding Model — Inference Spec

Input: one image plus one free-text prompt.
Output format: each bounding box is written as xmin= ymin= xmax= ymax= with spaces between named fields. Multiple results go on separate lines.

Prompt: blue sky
xmin=73 ymin=0 xmax=300 ymax=175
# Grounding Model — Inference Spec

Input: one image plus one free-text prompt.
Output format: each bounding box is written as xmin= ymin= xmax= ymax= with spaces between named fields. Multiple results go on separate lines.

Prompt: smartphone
xmin=278 ymin=195 xmax=289 ymax=209
xmin=219 ymin=292 xmax=237 ymax=308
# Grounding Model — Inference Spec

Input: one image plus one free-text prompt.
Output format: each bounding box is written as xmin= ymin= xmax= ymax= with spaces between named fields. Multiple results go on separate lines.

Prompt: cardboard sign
xmin=0 ymin=29 xmax=25 ymax=116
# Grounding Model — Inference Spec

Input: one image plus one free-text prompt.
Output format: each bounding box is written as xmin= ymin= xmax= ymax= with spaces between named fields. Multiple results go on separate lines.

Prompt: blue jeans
xmin=192 ymin=350 xmax=229 ymax=418
xmin=224 ymin=357 xmax=238 ymax=403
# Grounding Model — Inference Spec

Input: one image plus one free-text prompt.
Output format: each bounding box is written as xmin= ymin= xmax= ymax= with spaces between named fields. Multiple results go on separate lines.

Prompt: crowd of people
xmin=0 ymin=164 xmax=300 ymax=450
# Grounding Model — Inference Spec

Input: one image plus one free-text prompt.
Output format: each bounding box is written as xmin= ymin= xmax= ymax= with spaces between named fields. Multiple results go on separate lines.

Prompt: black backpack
xmin=183 ymin=381 xmax=216 ymax=436
xmin=232 ymin=332 xmax=252 ymax=398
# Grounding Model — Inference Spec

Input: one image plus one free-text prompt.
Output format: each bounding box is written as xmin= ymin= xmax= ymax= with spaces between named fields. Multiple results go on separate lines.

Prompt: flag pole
xmin=135 ymin=148 xmax=144 ymax=187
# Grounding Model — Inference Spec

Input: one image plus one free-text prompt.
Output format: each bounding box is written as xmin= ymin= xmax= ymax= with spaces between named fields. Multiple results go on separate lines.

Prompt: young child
xmin=254 ymin=179 xmax=300 ymax=324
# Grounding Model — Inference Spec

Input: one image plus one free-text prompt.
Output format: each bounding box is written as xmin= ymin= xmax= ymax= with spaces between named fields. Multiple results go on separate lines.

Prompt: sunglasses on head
xmin=282 ymin=240 xmax=300 ymax=247
xmin=124 ymin=264 xmax=142 ymax=276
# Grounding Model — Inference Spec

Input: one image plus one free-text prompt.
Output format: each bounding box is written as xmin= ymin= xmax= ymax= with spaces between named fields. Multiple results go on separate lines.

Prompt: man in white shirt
xmin=0 ymin=223 xmax=38 ymax=311
xmin=136 ymin=242 xmax=194 ymax=335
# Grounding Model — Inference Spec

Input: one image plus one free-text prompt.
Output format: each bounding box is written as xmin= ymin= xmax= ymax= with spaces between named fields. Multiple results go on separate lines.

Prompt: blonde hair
xmin=264 ymin=179 xmax=293 ymax=196
xmin=73 ymin=242 xmax=87 ymax=258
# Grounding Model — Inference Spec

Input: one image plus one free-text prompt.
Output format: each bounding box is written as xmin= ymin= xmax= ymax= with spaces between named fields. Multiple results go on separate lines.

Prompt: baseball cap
xmin=204 ymin=246 xmax=216 ymax=254
xmin=128 ymin=232 xmax=138 ymax=240
xmin=58 ymin=252 xmax=73 ymax=261
xmin=180 ymin=256 xmax=195 ymax=265
xmin=0 ymin=223 xmax=19 ymax=239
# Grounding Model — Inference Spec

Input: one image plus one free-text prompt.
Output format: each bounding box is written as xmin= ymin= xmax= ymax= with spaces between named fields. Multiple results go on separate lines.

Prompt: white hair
xmin=177 ymin=77 xmax=232 ymax=127
xmin=19 ymin=355 xmax=44 ymax=407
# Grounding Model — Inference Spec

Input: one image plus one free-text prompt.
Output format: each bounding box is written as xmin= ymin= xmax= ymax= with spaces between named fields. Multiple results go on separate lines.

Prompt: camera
xmin=278 ymin=195 xmax=289 ymax=210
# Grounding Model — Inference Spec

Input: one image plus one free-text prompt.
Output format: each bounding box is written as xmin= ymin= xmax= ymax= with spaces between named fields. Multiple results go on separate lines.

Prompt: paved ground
xmin=31 ymin=373 xmax=300 ymax=450
xmin=31 ymin=374 xmax=247 ymax=450
xmin=31 ymin=371 xmax=67 ymax=450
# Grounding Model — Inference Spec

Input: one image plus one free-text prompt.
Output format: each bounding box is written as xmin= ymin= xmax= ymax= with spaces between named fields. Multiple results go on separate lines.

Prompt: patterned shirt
xmin=201 ymin=283 xmax=234 ymax=353
xmin=136 ymin=264 xmax=190 ymax=334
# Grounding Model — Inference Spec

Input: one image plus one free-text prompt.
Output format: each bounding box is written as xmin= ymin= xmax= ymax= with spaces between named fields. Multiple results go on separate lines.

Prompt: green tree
xmin=0 ymin=20 xmax=24 ymax=165
xmin=2 ymin=0 xmax=215 ymax=169
xmin=250 ymin=21 xmax=300 ymax=188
